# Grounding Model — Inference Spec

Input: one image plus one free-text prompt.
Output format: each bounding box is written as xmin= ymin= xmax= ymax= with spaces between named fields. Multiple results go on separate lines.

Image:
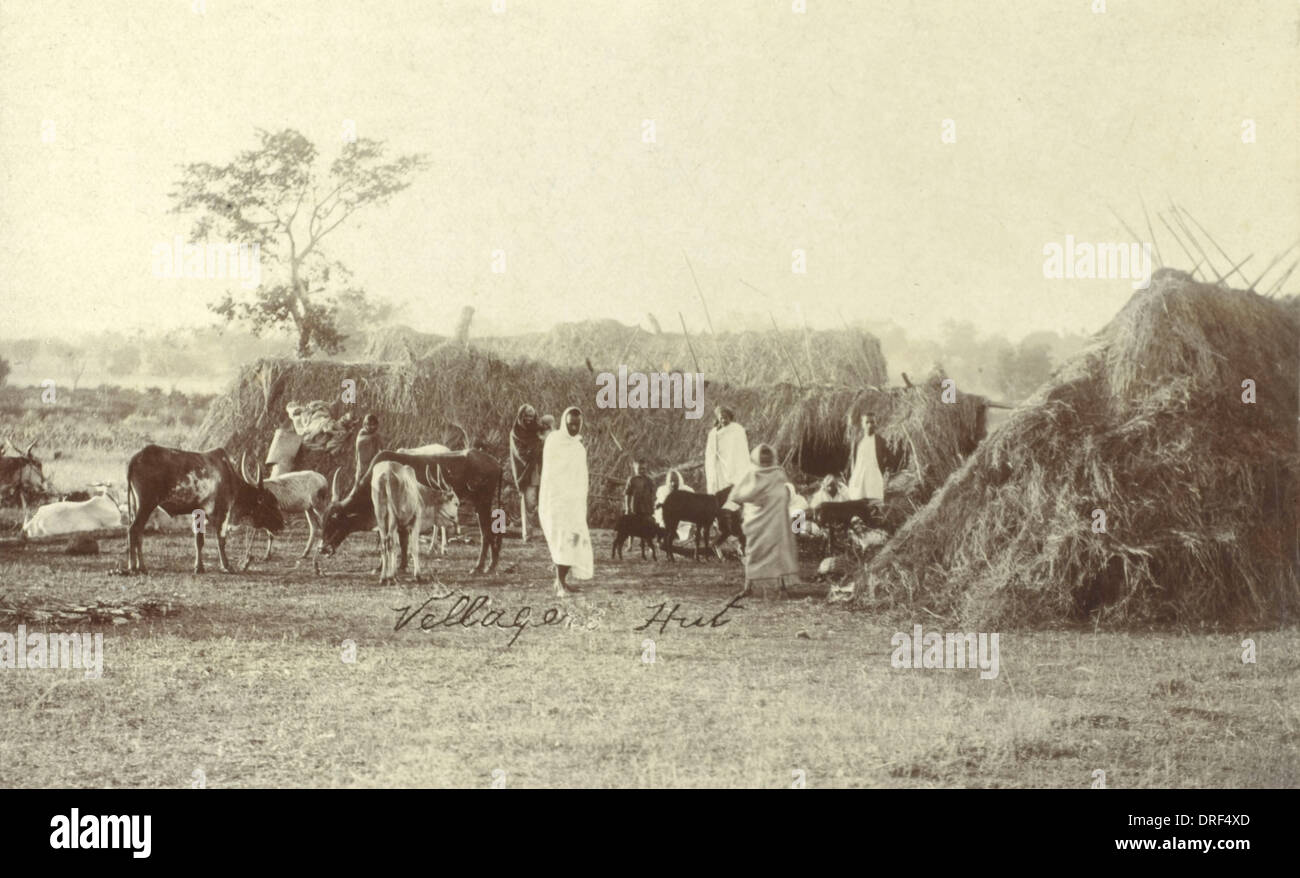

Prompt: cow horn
xmin=24 ymin=440 xmax=36 ymax=458
xmin=426 ymin=465 xmax=438 ymax=492
xmin=330 ymin=467 xmax=343 ymax=503
xmin=436 ymin=464 xmax=448 ymax=490
xmin=256 ymin=460 xmax=264 ymax=489
xmin=239 ymin=451 xmax=251 ymax=483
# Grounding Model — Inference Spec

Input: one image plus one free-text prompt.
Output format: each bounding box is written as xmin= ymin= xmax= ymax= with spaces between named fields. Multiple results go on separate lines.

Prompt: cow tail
xmin=126 ymin=456 xmax=136 ymax=528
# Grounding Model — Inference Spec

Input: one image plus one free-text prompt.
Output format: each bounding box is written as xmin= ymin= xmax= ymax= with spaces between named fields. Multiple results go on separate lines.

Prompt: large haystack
xmin=194 ymin=347 xmax=983 ymax=528
xmin=854 ymin=269 xmax=1300 ymax=628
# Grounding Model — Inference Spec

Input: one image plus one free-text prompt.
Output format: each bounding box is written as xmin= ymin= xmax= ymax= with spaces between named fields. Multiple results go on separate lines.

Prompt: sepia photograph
xmin=0 ymin=0 xmax=1296 ymax=828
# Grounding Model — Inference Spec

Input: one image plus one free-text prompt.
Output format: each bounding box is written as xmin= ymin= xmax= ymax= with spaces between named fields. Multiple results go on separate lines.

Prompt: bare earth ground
xmin=0 ymin=522 xmax=1296 ymax=789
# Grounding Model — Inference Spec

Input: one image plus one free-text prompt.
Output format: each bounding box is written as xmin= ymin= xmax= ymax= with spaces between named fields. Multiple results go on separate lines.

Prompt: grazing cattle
xmin=659 ymin=488 xmax=746 ymax=561
xmin=397 ymin=443 xmax=455 ymax=553
xmin=371 ymin=462 xmax=455 ymax=584
xmin=611 ymin=514 xmax=667 ymax=561
xmin=22 ymin=495 xmax=121 ymax=538
xmin=0 ymin=440 xmax=46 ymax=506
xmin=319 ymin=449 xmax=502 ymax=573
xmin=122 ymin=445 xmax=284 ymax=574
xmin=233 ymin=470 xmax=329 ymax=568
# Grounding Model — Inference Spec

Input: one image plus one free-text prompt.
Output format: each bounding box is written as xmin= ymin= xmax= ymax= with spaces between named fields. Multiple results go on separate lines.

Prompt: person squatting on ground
xmin=538 ymin=406 xmax=593 ymax=597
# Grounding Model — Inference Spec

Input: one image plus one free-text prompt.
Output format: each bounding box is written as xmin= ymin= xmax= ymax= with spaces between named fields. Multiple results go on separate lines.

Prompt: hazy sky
xmin=2 ymin=0 xmax=1296 ymax=343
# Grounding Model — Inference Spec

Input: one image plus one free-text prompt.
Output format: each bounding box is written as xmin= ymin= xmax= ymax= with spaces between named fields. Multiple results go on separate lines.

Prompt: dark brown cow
xmin=123 ymin=445 xmax=284 ymax=574
xmin=319 ymin=449 xmax=503 ymax=574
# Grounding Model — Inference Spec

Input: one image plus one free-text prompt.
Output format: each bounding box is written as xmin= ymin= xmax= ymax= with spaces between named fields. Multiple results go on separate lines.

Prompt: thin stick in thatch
xmin=768 ymin=312 xmax=804 ymax=389
xmin=1107 ymin=205 xmax=1145 ymax=252
xmin=1266 ymin=258 xmax=1299 ymax=296
xmin=678 ymin=311 xmax=702 ymax=376
xmin=616 ymin=324 xmax=640 ymax=367
xmin=1138 ymin=194 xmax=1163 ymax=268
xmin=646 ymin=313 xmax=663 ymax=335
xmin=796 ymin=303 xmax=817 ymax=384
xmin=1212 ymin=253 xmax=1253 ymax=287
xmin=1178 ymin=204 xmax=1249 ymax=286
xmin=1169 ymin=201 xmax=1218 ymax=278
xmin=1157 ymin=212 xmax=1201 ymax=277
xmin=684 ymin=252 xmax=716 ymax=336
xmin=1247 ymin=239 xmax=1299 ymax=292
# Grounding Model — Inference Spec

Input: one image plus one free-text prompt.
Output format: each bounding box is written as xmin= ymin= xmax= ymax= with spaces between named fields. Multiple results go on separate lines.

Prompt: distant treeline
xmin=0 ymin=318 xmax=1088 ymax=404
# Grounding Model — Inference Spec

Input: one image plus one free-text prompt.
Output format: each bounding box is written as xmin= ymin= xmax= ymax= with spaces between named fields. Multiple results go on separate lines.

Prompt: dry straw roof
xmin=194 ymin=342 xmax=984 ymax=527
xmin=854 ymin=269 xmax=1300 ymax=629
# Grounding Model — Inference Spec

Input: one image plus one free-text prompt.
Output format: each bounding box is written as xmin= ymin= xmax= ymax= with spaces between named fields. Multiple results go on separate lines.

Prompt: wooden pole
xmin=769 ymin=312 xmax=805 ymax=389
xmin=1247 ymin=239 xmax=1299 ymax=292
xmin=1138 ymin=194 xmax=1164 ymax=268
xmin=1169 ymin=202 xmax=1218 ymax=277
xmin=678 ymin=312 xmax=703 ymax=375
xmin=684 ymin=253 xmax=716 ymax=335
xmin=1212 ymin=253 xmax=1253 ymax=286
xmin=1157 ymin=213 xmax=1201 ymax=277
xmin=1178 ymin=204 xmax=1249 ymax=286
xmin=1266 ymin=258 xmax=1299 ymax=295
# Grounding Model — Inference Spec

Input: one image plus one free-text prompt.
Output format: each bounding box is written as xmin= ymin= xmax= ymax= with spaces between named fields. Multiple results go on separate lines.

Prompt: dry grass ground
xmin=0 ymin=523 xmax=1295 ymax=789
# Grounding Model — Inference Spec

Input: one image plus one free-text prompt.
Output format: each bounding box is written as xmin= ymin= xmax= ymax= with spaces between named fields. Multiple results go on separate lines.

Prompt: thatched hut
xmin=194 ymin=346 xmax=986 ymax=529
xmin=469 ymin=321 xmax=891 ymax=389
xmin=852 ymin=269 xmax=1300 ymax=628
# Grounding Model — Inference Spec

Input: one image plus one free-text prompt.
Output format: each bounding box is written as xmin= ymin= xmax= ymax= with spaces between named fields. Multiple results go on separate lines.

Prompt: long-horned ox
xmin=370 ymin=461 xmax=458 ymax=584
xmin=319 ymin=448 xmax=499 ymax=573
xmin=232 ymin=468 xmax=329 ymax=568
xmin=122 ymin=445 xmax=284 ymax=574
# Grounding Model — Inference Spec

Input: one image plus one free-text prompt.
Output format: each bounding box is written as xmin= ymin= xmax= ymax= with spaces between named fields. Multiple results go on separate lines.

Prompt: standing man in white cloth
xmin=539 ymin=406 xmax=593 ymax=597
xmin=847 ymin=412 xmax=887 ymax=501
xmin=705 ymin=406 xmax=751 ymax=507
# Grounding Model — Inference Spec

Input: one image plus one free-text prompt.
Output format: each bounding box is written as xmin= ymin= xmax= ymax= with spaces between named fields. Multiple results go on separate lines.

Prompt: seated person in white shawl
xmin=539 ymin=407 xmax=593 ymax=597
xmin=847 ymin=412 xmax=889 ymax=501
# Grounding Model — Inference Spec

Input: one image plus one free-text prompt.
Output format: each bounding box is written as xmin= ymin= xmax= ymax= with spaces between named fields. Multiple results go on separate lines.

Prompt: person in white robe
xmin=705 ymin=406 xmax=751 ymax=511
xmin=847 ymin=412 xmax=886 ymax=501
xmin=538 ymin=406 xmax=593 ymax=595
